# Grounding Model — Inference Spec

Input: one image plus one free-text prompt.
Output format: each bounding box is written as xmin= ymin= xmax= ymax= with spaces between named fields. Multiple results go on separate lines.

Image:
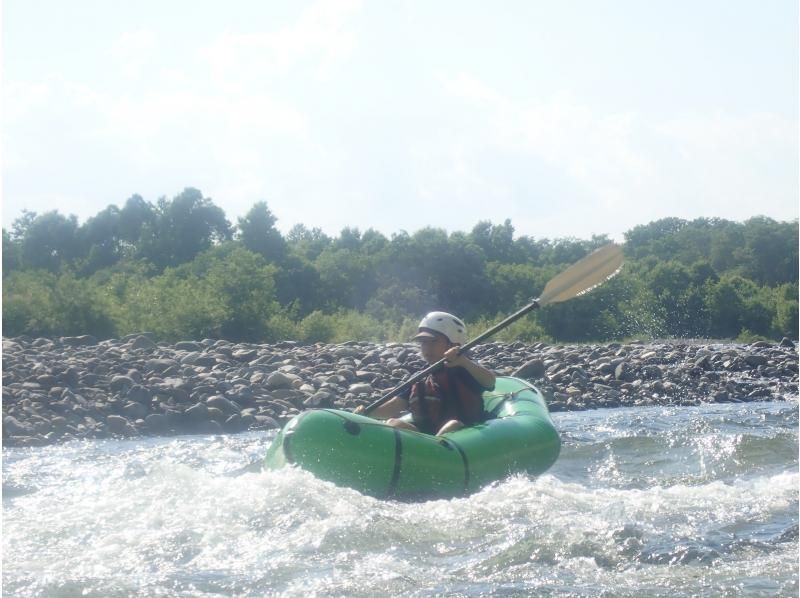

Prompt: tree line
xmin=3 ymin=187 xmax=798 ymax=344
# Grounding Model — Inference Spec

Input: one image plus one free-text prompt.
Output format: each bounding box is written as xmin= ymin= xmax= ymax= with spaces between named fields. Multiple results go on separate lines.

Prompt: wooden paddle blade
xmin=537 ymin=243 xmax=624 ymax=306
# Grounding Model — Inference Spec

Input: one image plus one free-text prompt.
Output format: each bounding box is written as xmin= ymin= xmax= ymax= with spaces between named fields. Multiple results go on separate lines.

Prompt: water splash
xmin=4 ymin=401 xmax=797 ymax=597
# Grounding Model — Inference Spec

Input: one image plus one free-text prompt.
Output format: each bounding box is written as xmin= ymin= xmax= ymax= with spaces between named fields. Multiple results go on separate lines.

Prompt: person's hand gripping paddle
xmin=363 ymin=243 xmax=625 ymax=415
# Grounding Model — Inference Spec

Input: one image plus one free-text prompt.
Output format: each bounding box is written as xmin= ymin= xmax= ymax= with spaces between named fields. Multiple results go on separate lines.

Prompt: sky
xmin=3 ymin=0 xmax=798 ymax=242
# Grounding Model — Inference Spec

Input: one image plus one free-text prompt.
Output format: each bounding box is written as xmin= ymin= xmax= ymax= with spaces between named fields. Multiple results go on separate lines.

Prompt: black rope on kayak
xmin=386 ymin=428 xmax=403 ymax=498
xmin=439 ymin=437 xmax=470 ymax=493
xmin=486 ymin=389 xmax=530 ymax=418
xmin=318 ymin=408 xmax=439 ymax=439
xmin=318 ymin=408 xmax=398 ymax=434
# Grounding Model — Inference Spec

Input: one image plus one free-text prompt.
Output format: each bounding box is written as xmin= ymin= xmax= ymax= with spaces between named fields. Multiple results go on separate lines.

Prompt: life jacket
xmin=408 ymin=367 xmax=486 ymax=434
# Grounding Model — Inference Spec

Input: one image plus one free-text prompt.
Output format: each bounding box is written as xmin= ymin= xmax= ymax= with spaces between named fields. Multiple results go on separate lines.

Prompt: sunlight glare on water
xmin=3 ymin=400 xmax=798 ymax=597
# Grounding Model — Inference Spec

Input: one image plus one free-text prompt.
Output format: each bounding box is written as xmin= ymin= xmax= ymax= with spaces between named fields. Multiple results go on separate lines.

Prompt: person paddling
xmin=355 ymin=312 xmax=496 ymax=436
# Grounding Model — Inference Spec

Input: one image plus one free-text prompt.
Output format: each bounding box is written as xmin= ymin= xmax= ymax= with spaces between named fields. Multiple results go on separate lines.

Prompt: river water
xmin=3 ymin=399 xmax=798 ymax=597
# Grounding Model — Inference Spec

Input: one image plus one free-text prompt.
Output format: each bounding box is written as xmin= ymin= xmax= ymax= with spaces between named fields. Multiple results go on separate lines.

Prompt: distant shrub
xmin=470 ymin=314 xmax=552 ymax=343
xmin=298 ymin=310 xmax=336 ymax=343
xmin=3 ymin=270 xmax=115 ymax=338
xmin=736 ymin=329 xmax=772 ymax=344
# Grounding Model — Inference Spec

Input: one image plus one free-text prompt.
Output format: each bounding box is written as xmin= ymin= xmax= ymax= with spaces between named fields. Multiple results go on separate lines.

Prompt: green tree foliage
xmin=484 ymin=262 xmax=554 ymax=313
xmin=626 ymin=216 xmax=798 ymax=284
xmin=707 ymin=275 xmax=758 ymax=338
xmin=190 ymin=246 xmax=282 ymax=341
xmin=538 ymin=277 xmax=626 ymax=342
xmin=3 ymin=229 xmax=20 ymax=274
xmin=79 ymin=205 xmax=125 ymax=274
xmin=136 ymin=188 xmax=232 ymax=270
xmin=773 ymin=284 xmax=799 ymax=337
xmin=739 ymin=217 xmax=798 ymax=285
xmin=315 ymin=245 xmax=377 ymax=310
xmin=374 ymin=227 xmax=492 ymax=319
xmin=640 ymin=261 xmax=709 ymax=337
xmin=624 ymin=217 xmax=691 ymax=261
xmin=286 ymin=224 xmax=331 ymax=260
xmin=3 ymin=270 xmax=115 ymax=338
xmin=15 ymin=211 xmax=84 ymax=272
xmin=119 ymin=194 xmax=156 ymax=244
xmin=471 ymin=219 xmax=515 ymax=263
xmin=120 ymin=268 xmax=229 ymax=341
xmin=274 ymin=254 xmax=323 ymax=315
xmin=105 ymin=246 xmax=282 ymax=342
xmin=2 ymin=191 xmax=797 ymax=343
xmin=237 ymin=201 xmax=287 ymax=263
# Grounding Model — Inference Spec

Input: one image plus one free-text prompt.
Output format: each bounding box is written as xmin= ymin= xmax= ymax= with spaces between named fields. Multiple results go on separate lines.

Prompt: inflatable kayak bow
xmin=263 ymin=376 xmax=560 ymax=500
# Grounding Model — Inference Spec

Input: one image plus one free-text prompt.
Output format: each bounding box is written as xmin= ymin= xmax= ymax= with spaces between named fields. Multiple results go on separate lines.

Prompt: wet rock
xmin=743 ymin=354 xmax=769 ymax=368
xmin=61 ymin=335 xmax=98 ymax=347
xmin=4 ymin=415 xmax=33 ymax=436
xmin=106 ymin=414 xmax=135 ymax=435
xmin=35 ymin=374 xmax=58 ymax=387
xmin=266 ymin=371 xmax=302 ymax=389
xmin=614 ymin=362 xmax=634 ymax=381
xmin=192 ymin=355 xmax=218 ymax=368
xmin=711 ymin=390 xmax=729 ymax=402
xmin=1 ymin=336 xmax=796 ymax=446
xmin=129 ymin=336 xmax=157 ymax=351
xmin=348 ymin=382 xmax=373 ymax=395
xmin=207 ymin=407 xmax=226 ymax=423
xmin=123 ymin=401 xmax=149 ymax=420
xmin=641 ymin=365 xmax=663 ymax=380
xmin=253 ymin=415 xmax=280 ymax=430
xmin=693 ymin=355 xmax=711 ymax=370
xmin=513 ymin=359 xmax=546 ymax=379
xmin=144 ymin=413 xmax=169 ymax=432
xmin=185 ymin=403 xmax=210 ymax=422
xmin=206 ymin=395 xmax=240 ymax=415
xmin=110 ymin=375 xmax=136 ymax=392
xmin=304 ymin=391 xmax=334 ymax=408
xmin=126 ymin=385 xmax=151 ymax=404
xmin=145 ymin=359 xmax=178 ymax=373
xmin=175 ymin=341 xmax=204 ymax=352
xmin=223 ymin=413 xmax=245 ymax=432
xmin=232 ymin=348 xmax=258 ymax=362
xmin=750 ymin=341 xmax=773 ymax=349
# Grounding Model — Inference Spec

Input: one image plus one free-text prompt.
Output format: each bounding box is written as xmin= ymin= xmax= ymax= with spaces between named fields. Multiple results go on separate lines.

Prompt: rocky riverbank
xmin=2 ymin=334 xmax=798 ymax=447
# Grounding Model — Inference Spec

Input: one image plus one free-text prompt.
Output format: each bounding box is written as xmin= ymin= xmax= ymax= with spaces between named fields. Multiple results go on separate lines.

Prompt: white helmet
xmin=414 ymin=311 xmax=467 ymax=345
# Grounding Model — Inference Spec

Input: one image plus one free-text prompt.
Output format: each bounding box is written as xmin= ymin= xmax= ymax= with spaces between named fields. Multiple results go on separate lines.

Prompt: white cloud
xmin=3 ymin=1 xmax=360 ymax=219
xmin=3 ymin=79 xmax=50 ymax=123
xmin=201 ymin=0 xmax=360 ymax=87
xmin=651 ymin=112 xmax=798 ymax=219
xmin=3 ymin=80 xmax=51 ymax=172
xmin=442 ymin=74 xmax=798 ymax=237
xmin=111 ymin=31 xmax=159 ymax=80
xmin=516 ymin=96 xmax=656 ymax=207
xmin=3 ymin=2 xmax=795 ymax=241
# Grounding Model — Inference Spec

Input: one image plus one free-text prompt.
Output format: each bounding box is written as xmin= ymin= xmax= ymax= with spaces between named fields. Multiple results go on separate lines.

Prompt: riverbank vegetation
xmin=3 ymin=188 xmax=797 ymax=343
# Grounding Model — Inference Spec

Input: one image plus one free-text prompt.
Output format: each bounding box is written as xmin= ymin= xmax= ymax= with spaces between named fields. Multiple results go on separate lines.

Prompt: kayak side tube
xmin=263 ymin=376 xmax=560 ymax=500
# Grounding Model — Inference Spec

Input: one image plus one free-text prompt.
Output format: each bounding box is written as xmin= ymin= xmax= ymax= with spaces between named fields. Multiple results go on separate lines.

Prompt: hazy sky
xmin=3 ymin=0 xmax=798 ymax=241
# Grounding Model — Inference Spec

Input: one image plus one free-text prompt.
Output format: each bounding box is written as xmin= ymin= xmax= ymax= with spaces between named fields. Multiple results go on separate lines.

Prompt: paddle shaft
xmin=362 ymin=243 xmax=624 ymax=415
xmin=364 ymin=300 xmax=540 ymax=413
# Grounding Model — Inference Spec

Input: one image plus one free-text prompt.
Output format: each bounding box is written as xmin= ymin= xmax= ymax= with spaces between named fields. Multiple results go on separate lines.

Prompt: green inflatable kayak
xmin=263 ymin=376 xmax=560 ymax=500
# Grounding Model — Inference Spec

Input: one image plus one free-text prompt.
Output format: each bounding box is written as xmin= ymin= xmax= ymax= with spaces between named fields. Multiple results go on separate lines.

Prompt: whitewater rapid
xmin=4 ymin=400 xmax=798 ymax=597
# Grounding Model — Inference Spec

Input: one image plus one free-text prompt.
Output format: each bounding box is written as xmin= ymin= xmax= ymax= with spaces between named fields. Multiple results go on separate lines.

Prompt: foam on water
xmin=3 ymin=400 xmax=798 ymax=597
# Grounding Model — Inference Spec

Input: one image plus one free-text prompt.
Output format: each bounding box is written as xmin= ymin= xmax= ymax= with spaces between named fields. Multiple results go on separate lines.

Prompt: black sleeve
xmin=454 ymin=366 xmax=492 ymax=391
xmin=397 ymin=382 xmax=414 ymax=400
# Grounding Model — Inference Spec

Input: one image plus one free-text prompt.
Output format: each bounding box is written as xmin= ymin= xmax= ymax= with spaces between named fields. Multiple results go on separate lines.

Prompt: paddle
xmin=362 ymin=243 xmax=624 ymax=415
